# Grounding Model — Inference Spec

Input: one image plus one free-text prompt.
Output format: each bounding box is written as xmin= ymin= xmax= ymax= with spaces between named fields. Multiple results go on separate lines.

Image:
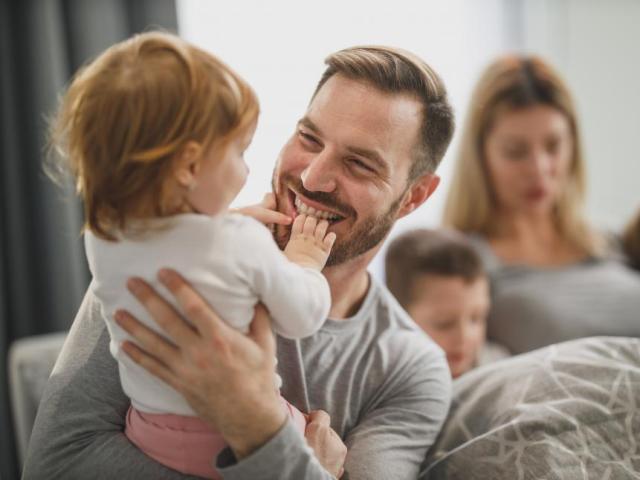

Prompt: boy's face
xmin=407 ymin=274 xmax=490 ymax=378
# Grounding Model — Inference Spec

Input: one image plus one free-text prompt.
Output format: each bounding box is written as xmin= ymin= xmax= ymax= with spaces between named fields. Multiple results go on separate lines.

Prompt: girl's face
xmin=187 ymin=124 xmax=256 ymax=215
xmin=484 ymin=105 xmax=574 ymax=218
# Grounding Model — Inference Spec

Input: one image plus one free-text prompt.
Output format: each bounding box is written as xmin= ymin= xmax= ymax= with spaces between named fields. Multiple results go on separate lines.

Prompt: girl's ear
xmin=174 ymin=141 xmax=203 ymax=189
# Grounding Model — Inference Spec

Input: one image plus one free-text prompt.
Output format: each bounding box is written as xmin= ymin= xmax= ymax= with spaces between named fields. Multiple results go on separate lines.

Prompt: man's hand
xmin=115 ymin=268 xmax=286 ymax=459
xmin=232 ymin=192 xmax=292 ymax=228
xmin=305 ymin=410 xmax=348 ymax=479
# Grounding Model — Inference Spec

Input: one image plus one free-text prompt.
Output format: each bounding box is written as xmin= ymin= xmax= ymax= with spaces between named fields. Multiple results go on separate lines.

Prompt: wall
xmin=519 ymin=0 xmax=640 ymax=231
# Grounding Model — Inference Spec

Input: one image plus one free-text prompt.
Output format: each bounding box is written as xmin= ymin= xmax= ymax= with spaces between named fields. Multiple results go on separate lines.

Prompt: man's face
xmin=272 ymin=74 xmax=429 ymax=266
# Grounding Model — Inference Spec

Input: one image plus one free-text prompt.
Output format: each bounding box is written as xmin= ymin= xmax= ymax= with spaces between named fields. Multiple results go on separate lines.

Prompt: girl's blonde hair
xmin=443 ymin=55 xmax=600 ymax=255
xmin=51 ymin=31 xmax=259 ymax=240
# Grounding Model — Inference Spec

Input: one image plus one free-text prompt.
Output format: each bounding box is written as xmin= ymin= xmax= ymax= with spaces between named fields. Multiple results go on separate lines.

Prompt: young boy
xmin=385 ymin=228 xmax=508 ymax=378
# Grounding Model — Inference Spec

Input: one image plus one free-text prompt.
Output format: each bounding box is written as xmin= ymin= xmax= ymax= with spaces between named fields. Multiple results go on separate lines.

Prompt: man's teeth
xmin=294 ymin=197 xmax=341 ymax=221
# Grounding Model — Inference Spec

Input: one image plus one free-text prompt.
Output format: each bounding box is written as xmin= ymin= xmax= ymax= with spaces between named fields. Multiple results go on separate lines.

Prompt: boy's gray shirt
xmin=24 ymin=276 xmax=451 ymax=479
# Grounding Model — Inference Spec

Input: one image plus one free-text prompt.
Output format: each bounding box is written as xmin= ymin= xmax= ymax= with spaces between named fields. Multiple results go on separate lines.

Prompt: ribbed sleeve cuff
xmin=216 ymin=418 xmax=324 ymax=480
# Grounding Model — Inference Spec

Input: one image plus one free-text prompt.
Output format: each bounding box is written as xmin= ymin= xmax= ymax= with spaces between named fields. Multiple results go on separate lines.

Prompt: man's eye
xmin=348 ymin=158 xmax=374 ymax=172
xmin=299 ymin=131 xmax=318 ymax=144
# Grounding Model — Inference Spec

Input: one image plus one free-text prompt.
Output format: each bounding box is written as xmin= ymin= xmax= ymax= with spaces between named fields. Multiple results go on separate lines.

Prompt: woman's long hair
xmin=443 ymin=55 xmax=601 ymax=255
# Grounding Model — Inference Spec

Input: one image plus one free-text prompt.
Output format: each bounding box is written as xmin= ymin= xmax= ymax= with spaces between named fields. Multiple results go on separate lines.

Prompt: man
xmin=24 ymin=45 xmax=454 ymax=479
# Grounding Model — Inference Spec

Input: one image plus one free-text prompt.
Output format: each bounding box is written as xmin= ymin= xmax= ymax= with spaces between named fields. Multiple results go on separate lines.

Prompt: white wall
xmin=176 ymin=0 xmax=640 ymax=280
xmin=519 ymin=0 xmax=640 ymax=231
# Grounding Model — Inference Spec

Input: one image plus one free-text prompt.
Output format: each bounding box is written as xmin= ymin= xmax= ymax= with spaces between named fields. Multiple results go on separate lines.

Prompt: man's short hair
xmin=313 ymin=46 xmax=455 ymax=181
xmin=385 ymin=228 xmax=485 ymax=308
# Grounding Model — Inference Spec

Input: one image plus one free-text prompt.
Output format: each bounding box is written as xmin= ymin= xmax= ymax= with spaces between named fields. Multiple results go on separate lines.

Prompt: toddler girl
xmin=51 ymin=31 xmax=335 ymax=478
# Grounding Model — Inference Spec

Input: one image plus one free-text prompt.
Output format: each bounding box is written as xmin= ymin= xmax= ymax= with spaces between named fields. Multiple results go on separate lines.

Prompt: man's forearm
xmin=219 ymin=400 xmax=287 ymax=461
xmin=25 ymin=424 xmax=193 ymax=479
xmin=23 ymin=290 xmax=194 ymax=479
xmin=218 ymin=420 xmax=335 ymax=480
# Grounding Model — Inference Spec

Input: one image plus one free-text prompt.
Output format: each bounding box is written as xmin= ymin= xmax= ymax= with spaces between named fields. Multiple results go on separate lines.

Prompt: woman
xmin=443 ymin=55 xmax=640 ymax=354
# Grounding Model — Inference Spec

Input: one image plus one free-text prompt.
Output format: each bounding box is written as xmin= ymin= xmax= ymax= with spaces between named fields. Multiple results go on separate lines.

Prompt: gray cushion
xmin=421 ymin=337 xmax=640 ymax=479
xmin=8 ymin=332 xmax=67 ymax=464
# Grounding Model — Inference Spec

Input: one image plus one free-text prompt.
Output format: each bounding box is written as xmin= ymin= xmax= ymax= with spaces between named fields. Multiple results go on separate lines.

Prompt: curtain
xmin=0 ymin=0 xmax=178 ymax=476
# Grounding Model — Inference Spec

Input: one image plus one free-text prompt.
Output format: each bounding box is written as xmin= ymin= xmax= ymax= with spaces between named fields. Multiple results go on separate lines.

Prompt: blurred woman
xmin=443 ymin=55 xmax=640 ymax=354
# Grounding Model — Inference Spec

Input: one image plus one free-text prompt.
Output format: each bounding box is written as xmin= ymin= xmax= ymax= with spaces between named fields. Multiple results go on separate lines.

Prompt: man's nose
xmin=301 ymin=151 xmax=337 ymax=193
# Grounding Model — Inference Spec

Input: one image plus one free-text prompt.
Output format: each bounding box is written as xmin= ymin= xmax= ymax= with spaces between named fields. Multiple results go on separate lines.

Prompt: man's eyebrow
xmin=345 ymin=145 xmax=387 ymax=171
xmin=298 ymin=117 xmax=322 ymax=134
xmin=298 ymin=116 xmax=388 ymax=171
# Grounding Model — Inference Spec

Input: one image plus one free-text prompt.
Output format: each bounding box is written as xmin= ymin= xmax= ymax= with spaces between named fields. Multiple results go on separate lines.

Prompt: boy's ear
xmin=397 ymin=173 xmax=440 ymax=219
xmin=174 ymin=141 xmax=203 ymax=188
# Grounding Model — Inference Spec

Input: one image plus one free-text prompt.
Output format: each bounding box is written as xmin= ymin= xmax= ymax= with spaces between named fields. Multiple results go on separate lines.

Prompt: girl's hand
xmin=232 ymin=193 xmax=292 ymax=227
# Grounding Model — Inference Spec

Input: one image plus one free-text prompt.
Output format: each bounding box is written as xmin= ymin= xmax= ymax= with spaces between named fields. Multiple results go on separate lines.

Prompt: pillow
xmin=421 ymin=337 xmax=640 ymax=479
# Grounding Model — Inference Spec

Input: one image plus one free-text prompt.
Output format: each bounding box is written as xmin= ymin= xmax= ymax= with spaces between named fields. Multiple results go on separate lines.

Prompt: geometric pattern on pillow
xmin=421 ymin=337 xmax=640 ymax=480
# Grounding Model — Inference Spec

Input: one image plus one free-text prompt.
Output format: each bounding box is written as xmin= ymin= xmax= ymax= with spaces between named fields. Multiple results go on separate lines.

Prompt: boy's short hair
xmin=50 ymin=31 xmax=259 ymax=240
xmin=385 ymin=228 xmax=485 ymax=308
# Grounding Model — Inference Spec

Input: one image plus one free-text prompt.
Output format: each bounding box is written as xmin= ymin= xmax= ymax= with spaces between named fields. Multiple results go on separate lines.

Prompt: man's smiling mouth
xmin=289 ymin=190 xmax=346 ymax=225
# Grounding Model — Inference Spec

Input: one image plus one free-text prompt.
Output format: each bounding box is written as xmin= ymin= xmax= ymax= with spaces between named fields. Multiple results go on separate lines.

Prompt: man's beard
xmin=273 ymin=175 xmax=405 ymax=267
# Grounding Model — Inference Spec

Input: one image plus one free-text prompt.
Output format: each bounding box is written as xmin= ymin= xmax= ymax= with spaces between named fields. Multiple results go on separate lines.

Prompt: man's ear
xmin=174 ymin=141 xmax=203 ymax=188
xmin=397 ymin=173 xmax=440 ymax=219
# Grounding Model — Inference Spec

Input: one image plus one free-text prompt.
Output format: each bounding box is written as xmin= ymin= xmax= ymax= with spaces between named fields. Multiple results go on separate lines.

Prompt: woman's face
xmin=484 ymin=105 xmax=574 ymax=217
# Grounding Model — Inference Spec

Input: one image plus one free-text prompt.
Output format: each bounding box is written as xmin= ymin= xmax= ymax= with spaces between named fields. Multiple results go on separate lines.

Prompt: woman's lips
xmin=525 ymin=187 xmax=549 ymax=201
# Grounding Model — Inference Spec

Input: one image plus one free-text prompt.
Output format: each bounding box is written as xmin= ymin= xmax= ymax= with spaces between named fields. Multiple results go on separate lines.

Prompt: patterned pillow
xmin=421 ymin=337 xmax=640 ymax=480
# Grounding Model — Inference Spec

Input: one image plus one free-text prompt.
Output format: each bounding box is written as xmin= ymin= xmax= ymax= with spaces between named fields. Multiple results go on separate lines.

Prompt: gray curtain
xmin=0 ymin=0 xmax=178 ymax=477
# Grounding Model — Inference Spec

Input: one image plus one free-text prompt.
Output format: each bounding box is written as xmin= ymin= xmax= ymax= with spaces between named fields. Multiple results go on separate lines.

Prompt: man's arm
xmin=22 ymin=287 xmax=195 ymax=479
xmin=343 ymin=347 xmax=452 ymax=479
xmin=117 ymin=269 xmax=339 ymax=479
